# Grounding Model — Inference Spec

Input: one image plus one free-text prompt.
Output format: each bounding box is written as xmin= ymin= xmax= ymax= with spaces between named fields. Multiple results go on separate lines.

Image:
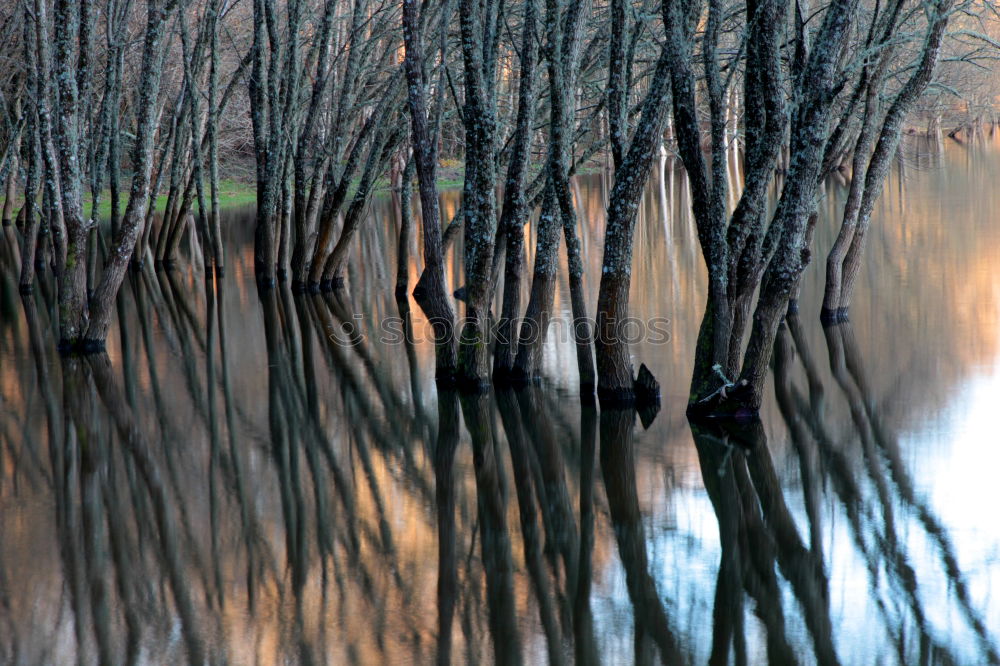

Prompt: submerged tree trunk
xmin=288 ymin=0 xmax=337 ymax=288
xmin=179 ymin=8 xmax=211 ymax=276
xmin=595 ymin=45 xmax=675 ymax=404
xmin=731 ymin=0 xmax=856 ymax=411
xmin=306 ymin=71 xmax=405 ymax=289
xmin=670 ymin=0 xmax=785 ymax=407
xmin=513 ymin=183 xmax=560 ymax=382
xmin=318 ymin=122 xmax=403 ymax=288
xmin=660 ymin=0 xmax=891 ymax=416
xmin=552 ymin=0 xmax=596 ymax=397
xmin=822 ymin=87 xmax=882 ymax=322
xmin=249 ymin=0 xmax=301 ymax=287
xmin=395 ymin=157 xmax=415 ymax=296
xmin=823 ymin=0 xmax=951 ymax=320
xmin=29 ymin=0 xmax=66 ymax=318
xmin=510 ymin=0 xmax=595 ymax=395
xmin=492 ymin=0 xmax=538 ymax=383
xmin=455 ymin=0 xmax=501 ymax=390
xmin=84 ymin=0 xmax=179 ymax=348
xmin=249 ymin=0 xmax=274 ymax=285
xmin=402 ymin=0 xmax=458 ymax=380
xmin=206 ymin=0 xmax=224 ymax=276
xmin=51 ymin=0 xmax=90 ymax=349
xmin=18 ymin=11 xmax=41 ymax=293
xmin=2 ymin=154 xmax=15 ymax=227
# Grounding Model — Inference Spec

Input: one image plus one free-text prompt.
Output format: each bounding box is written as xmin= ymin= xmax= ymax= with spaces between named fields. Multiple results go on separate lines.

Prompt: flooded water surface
xmin=2 ymin=136 xmax=1000 ymax=664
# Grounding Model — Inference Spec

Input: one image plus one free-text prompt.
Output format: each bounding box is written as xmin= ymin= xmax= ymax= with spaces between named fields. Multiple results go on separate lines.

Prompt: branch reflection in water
xmin=2 ymin=133 xmax=1000 ymax=664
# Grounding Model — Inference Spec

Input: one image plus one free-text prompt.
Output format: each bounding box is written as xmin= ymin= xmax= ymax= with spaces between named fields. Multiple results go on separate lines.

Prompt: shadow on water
xmin=3 ymin=134 xmax=1000 ymax=665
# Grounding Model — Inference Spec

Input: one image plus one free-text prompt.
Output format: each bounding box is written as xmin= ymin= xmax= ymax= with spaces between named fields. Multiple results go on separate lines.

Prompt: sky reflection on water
xmin=1 ymin=134 xmax=1000 ymax=664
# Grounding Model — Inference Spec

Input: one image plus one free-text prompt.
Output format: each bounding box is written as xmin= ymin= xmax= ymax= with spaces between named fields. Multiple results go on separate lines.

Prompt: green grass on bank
xmin=79 ymin=169 xmax=462 ymax=218
xmin=81 ymin=179 xmax=257 ymax=219
xmin=7 ymin=157 xmax=609 ymax=220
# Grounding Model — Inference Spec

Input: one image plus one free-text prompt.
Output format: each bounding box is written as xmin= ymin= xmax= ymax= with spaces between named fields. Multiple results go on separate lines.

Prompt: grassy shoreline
xmin=7 ymin=159 xmax=610 ymax=219
xmin=80 ymin=179 xmax=257 ymax=219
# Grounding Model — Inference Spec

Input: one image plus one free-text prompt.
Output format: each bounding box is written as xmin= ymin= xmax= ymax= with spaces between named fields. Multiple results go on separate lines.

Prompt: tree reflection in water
xmin=1 ymin=209 xmax=999 ymax=665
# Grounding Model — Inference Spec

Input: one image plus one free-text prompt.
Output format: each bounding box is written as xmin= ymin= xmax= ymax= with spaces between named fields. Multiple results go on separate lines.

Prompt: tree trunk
xmin=318 ymin=122 xmax=402 ymax=289
xmin=493 ymin=0 xmax=538 ymax=382
xmin=290 ymin=0 xmax=337 ymax=288
xmin=206 ymin=0 xmax=224 ymax=276
xmin=84 ymin=0 xmax=178 ymax=348
xmin=595 ymin=43 xmax=674 ymax=403
xmin=822 ymin=87 xmax=881 ymax=320
xmin=52 ymin=0 xmax=90 ymax=349
xmin=395 ymin=158 xmax=415 ymax=296
xmin=550 ymin=0 xmax=596 ymax=397
xmin=1 ymin=155 xmax=15 ymax=227
xmin=824 ymin=0 xmax=951 ymax=319
xmin=513 ymin=183 xmax=560 ymax=382
xmin=18 ymin=12 xmax=41 ymax=293
xmin=455 ymin=0 xmax=501 ymax=391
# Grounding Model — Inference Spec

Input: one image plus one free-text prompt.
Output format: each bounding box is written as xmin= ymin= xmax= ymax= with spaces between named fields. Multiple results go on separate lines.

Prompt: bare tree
xmin=85 ymin=0 xmax=181 ymax=347
xmin=823 ymin=0 xmax=954 ymax=320
xmin=403 ymin=0 xmax=459 ymax=380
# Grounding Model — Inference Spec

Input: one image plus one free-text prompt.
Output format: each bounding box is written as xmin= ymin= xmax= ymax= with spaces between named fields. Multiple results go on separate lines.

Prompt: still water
xmin=1 ymin=135 xmax=999 ymax=665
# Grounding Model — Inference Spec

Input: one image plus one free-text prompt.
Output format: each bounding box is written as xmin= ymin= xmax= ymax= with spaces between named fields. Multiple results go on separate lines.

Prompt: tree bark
xmin=513 ymin=183 xmax=560 ymax=382
xmin=826 ymin=0 xmax=951 ymax=318
xmin=403 ymin=0 xmax=458 ymax=380
xmin=731 ymin=0 xmax=857 ymax=410
xmin=1 ymin=154 xmax=15 ymax=227
xmin=84 ymin=0 xmax=179 ymax=348
xmin=51 ymin=0 xmax=90 ymax=349
xmin=395 ymin=157 xmax=415 ymax=296
xmin=493 ymin=0 xmax=539 ymax=382
xmin=455 ymin=0 xmax=501 ymax=391
xmin=595 ymin=42 xmax=674 ymax=404
xmin=18 ymin=11 xmax=41 ymax=293
xmin=290 ymin=0 xmax=337 ymax=288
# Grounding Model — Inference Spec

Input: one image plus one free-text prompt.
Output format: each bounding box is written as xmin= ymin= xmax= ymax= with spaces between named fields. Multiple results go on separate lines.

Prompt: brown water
xmin=1 ymin=135 xmax=999 ymax=664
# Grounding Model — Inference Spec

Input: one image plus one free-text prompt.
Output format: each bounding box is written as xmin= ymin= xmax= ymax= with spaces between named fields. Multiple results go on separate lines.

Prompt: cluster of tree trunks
xmin=398 ymin=0 xmax=956 ymax=417
xmin=0 ymin=0 xmax=959 ymax=419
xmin=5 ymin=0 xmax=179 ymax=351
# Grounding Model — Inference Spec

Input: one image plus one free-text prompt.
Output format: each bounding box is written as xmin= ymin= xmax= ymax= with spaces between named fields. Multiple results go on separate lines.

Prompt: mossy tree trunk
xmin=455 ymin=0 xmax=502 ymax=390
